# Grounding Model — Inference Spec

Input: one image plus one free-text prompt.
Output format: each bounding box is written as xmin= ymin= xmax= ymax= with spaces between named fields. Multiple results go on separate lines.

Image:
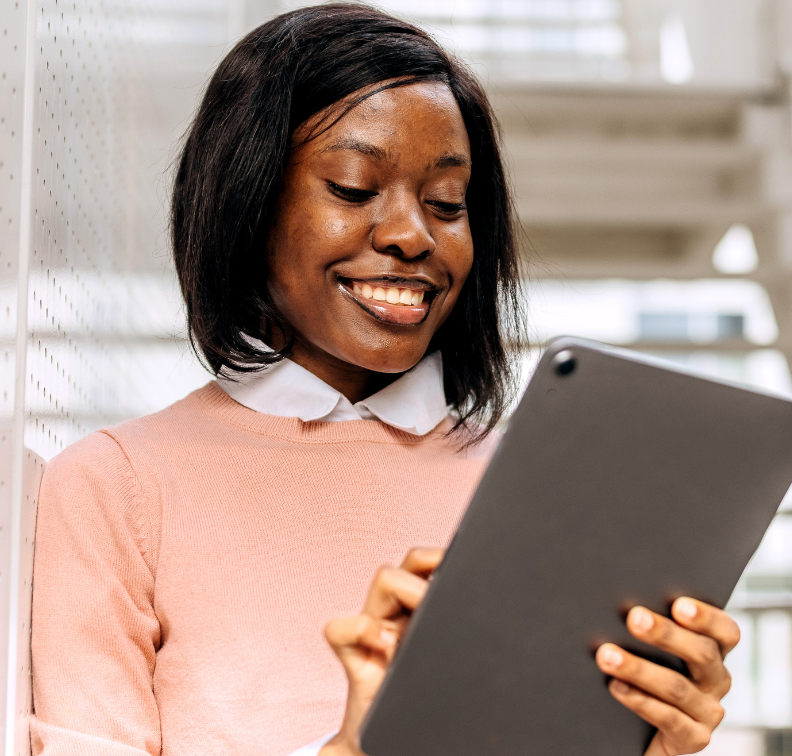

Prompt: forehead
xmin=301 ymin=81 xmax=471 ymax=165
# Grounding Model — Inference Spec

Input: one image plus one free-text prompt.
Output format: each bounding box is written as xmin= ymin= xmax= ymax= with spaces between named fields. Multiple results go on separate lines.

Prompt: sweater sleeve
xmin=30 ymin=431 xmax=161 ymax=755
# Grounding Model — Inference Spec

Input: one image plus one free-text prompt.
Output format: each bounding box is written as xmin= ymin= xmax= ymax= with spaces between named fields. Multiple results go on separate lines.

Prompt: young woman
xmin=30 ymin=6 xmax=739 ymax=756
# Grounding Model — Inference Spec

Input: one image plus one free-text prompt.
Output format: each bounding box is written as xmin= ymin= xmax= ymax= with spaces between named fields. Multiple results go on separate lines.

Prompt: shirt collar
xmin=217 ymin=350 xmax=448 ymax=436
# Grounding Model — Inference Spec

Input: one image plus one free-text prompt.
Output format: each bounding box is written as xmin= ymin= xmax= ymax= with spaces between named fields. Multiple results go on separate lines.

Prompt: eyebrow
xmin=322 ymin=138 xmax=388 ymax=161
xmin=322 ymin=138 xmax=471 ymax=170
xmin=433 ymin=153 xmax=471 ymax=169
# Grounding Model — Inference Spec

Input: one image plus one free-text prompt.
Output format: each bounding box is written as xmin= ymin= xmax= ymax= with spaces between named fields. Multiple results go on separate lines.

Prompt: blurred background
xmin=3 ymin=0 xmax=792 ymax=754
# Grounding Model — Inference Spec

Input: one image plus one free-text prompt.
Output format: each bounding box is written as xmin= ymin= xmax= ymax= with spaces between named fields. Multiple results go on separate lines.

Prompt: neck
xmin=273 ymin=334 xmax=396 ymax=404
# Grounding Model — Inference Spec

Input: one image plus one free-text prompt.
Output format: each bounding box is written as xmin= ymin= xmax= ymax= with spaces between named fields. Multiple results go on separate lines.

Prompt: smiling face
xmin=265 ymin=80 xmax=474 ymax=401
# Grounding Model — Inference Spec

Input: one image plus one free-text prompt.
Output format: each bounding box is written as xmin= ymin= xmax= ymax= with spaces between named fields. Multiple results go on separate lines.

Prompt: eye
xmin=328 ymin=181 xmax=377 ymax=203
xmin=427 ymin=200 xmax=467 ymax=218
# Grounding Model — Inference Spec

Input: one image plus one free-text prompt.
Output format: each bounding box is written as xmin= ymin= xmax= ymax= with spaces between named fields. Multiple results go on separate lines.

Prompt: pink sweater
xmin=30 ymin=383 xmax=493 ymax=756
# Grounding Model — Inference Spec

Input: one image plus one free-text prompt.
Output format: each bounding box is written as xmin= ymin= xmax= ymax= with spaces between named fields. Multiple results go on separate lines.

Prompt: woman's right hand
xmin=319 ymin=547 xmax=444 ymax=756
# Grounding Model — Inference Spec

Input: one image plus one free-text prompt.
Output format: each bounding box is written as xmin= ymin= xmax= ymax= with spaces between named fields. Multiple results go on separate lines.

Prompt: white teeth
xmin=351 ymin=282 xmax=427 ymax=306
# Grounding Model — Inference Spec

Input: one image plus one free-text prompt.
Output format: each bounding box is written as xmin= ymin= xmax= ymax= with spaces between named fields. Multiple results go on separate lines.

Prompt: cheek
xmin=271 ymin=198 xmax=363 ymax=278
xmin=300 ymin=198 xmax=354 ymax=246
xmin=321 ymin=215 xmax=355 ymax=242
xmin=268 ymin=213 xmax=332 ymax=288
xmin=445 ymin=222 xmax=475 ymax=287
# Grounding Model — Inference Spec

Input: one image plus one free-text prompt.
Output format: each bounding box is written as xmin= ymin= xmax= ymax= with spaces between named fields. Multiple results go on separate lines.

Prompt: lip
xmin=343 ymin=275 xmax=438 ymax=292
xmin=338 ymin=278 xmax=434 ymax=326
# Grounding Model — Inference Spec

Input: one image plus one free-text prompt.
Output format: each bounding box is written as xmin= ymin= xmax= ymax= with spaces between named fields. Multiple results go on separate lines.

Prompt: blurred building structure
xmin=2 ymin=0 xmax=792 ymax=754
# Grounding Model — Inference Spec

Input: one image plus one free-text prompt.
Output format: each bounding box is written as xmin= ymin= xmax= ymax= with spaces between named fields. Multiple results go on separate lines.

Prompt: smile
xmin=339 ymin=278 xmax=435 ymax=326
xmin=353 ymin=282 xmax=425 ymax=306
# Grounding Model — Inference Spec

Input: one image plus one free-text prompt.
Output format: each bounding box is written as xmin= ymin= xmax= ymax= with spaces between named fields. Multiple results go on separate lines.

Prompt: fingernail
xmin=676 ymin=598 xmax=697 ymax=620
xmin=631 ymin=607 xmax=654 ymax=632
xmin=380 ymin=629 xmax=397 ymax=646
xmin=611 ymin=680 xmax=631 ymax=695
xmin=600 ymin=646 xmax=623 ymax=669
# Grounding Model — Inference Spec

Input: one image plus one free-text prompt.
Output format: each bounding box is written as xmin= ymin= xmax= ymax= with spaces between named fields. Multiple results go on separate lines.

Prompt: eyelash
xmin=429 ymin=200 xmax=467 ymax=216
xmin=328 ymin=182 xmax=376 ymax=203
xmin=327 ymin=182 xmax=467 ymax=217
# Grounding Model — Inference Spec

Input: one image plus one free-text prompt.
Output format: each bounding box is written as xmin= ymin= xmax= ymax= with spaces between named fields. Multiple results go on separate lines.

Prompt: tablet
xmin=360 ymin=336 xmax=792 ymax=756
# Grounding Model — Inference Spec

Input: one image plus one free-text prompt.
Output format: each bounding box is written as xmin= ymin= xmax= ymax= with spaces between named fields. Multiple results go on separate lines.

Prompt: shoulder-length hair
xmin=171 ymin=3 xmax=524 ymax=438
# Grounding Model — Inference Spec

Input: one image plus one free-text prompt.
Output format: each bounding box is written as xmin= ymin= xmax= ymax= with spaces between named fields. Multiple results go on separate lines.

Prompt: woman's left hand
xmin=595 ymin=597 xmax=740 ymax=755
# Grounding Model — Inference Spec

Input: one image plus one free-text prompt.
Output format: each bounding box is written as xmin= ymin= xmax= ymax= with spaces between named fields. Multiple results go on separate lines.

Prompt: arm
xmin=31 ymin=432 xmax=161 ymax=755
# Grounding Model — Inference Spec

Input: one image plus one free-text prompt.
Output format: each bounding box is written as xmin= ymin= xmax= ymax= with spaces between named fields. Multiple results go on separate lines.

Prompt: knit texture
xmin=30 ymin=383 xmax=495 ymax=756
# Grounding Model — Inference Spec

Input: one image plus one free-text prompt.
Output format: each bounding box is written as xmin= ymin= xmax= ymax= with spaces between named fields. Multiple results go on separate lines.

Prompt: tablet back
xmin=360 ymin=337 xmax=792 ymax=756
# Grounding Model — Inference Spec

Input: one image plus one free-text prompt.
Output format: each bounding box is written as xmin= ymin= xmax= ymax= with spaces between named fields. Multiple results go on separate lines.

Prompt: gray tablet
xmin=360 ymin=336 xmax=792 ymax=756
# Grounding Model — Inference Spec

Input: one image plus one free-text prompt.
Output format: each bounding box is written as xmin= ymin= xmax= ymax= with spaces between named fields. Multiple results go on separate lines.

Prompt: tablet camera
xmin=553 ymin=350 xmax=577 ymax=376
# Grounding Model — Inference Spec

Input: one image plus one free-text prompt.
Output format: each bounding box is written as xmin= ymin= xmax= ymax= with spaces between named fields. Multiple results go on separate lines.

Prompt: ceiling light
xmin=713 ymin=224 xmax=759 ymax=274
xmin=660 ymin=14 xmax=694 ymax=84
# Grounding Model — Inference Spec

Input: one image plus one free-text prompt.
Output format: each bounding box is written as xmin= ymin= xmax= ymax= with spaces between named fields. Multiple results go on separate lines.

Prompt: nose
xmin=371 ymin=195 xmax=435 ymax=260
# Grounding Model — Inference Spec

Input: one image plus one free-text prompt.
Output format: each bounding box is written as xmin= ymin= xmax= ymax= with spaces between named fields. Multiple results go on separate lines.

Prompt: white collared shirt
xmin=217 ymin=350 xmax=448 ymax=436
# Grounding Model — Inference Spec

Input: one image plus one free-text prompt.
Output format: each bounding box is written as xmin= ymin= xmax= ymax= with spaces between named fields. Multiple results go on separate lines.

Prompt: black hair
xmin=171 ymin=3 xmax=524 ymax=439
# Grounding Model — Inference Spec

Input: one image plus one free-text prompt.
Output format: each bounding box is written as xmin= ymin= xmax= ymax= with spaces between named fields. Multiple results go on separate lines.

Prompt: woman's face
xmin=266 ymin=80 xmax=474 ymax=393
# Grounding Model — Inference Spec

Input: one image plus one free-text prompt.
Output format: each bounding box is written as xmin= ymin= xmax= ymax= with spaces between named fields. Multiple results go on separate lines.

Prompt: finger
xmin=400 ymin=547 xmax=444 ymax=578
xmin=363 ymin=566 xmax=429 ymax=619
xmin=671 ymin=598 xmax=741 ymax=656
xmin=626 ymin=606 xmax=732 ymax=693
xmin=596 ymin=644 xmax=725 ymax=727
xmin=325 ymin=614 xmax=400 ymax=662
xmin=608 ymin=680 xmax=714 ymax=754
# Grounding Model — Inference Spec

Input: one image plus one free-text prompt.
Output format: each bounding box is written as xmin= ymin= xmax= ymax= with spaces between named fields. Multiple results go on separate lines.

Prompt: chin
xmin=342 ymin=342 xmax=429 ymax=375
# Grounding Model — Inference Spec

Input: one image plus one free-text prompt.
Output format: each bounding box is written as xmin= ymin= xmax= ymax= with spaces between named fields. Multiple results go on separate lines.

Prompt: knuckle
xmin=355 ymin=614 xmax=377 ymax=644
xmin=710 ymin=702 xmax=725 ymax=727
xmin=720 ymin=667 xmax=733 ymax=696
xmin=323 ymin=615 xmax=358 ymax=646
xmin=623 ymin=653 xmax=641 ymax=676
xmin=697 ymin=638 xmax=721 ymax=666
xmin=657 ymin=616 xmax=676 ymax=644
xmin=323 ymin=618 xmax=339 ymax=642
xmin=620 ymin=685 xmax=645 ymax=709
xmin=657 ymin=707 xmax=682 ymax=734
xmin=404 ymin=547 xmax=441 ymax=573
xmin=375 ymin=565 xmax=396 ymax=585
xmin=666 ymin=676 xmax=690 ymax=707
xmin=688 ymin=728 xmax=712 ymax=753
xmin=427 ymin=547 xmax=445 ymax=565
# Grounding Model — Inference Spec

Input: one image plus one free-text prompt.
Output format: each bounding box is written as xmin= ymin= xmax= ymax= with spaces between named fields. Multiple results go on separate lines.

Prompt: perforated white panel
xmin=2 ymin=0 xmax=232 ymax=752
xmin=0 ymin=0 xmax=27 ymax=429
xmin=24 ymin=0 xmax=220 ymax=462
xmin=1 ymin=0 xmax=36 ymax=750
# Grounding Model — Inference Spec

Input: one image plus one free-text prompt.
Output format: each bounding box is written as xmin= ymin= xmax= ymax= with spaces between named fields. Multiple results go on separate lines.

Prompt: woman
xmin=30 ymin=6 xmax=738 ymax=756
